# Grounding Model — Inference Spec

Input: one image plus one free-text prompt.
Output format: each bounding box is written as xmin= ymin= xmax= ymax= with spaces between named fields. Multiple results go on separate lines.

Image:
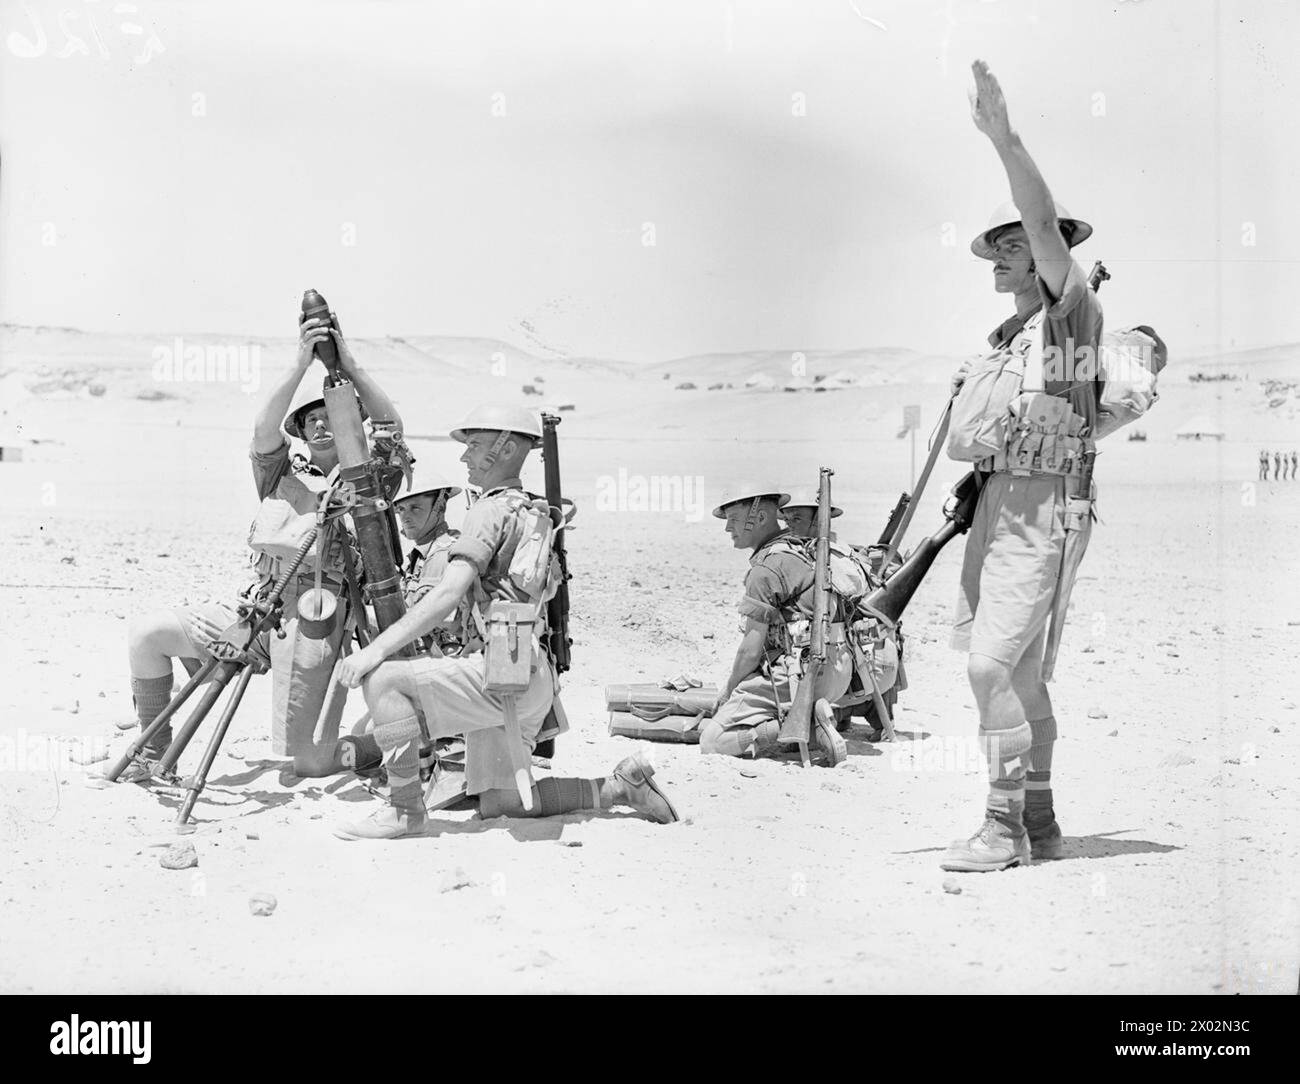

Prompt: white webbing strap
xmin=1020 ymin=309 xmax=1047 ymax=393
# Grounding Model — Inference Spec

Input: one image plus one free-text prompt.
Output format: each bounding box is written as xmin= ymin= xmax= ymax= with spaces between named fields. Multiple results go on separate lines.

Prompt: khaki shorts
xmin=951 ymin=472 xmax=1087 ymax=668
xmin=403 ymin=653 xmax=554 ymax=796
xmin=710 ymin=646 xmax=854 ymax=733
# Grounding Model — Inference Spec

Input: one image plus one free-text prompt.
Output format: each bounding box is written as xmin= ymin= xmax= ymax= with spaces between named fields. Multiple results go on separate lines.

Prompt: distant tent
xmin=828 ymin=369 xmax=859 ymax=387
xmin=744 ymin=373 xmax=776 ymax=390
xmin=1175 ymin=416 xmax=1224 ymax=440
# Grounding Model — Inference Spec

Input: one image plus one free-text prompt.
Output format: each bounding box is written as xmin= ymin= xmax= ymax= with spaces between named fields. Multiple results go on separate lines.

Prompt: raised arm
xmin=251 ymin=315 xmax=324 ymax=453
xmin=969 ymin=60 xmax=1072 ymax=300
xmin=330 ymin=316 xmax=403 ymax=433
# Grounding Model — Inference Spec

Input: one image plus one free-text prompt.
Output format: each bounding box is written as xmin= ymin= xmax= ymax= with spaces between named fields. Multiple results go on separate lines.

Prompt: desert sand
xmin=0 ymin=325 xmax=1296 ymax=994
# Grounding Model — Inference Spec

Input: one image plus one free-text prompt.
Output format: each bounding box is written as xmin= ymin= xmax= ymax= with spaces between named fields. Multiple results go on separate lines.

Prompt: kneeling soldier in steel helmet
xmin=942 ymin=62 xmax=1105 ymax=871
xmin=332 ymin=404 xmax=679 ymax=840
xmin=781 ymin=488 xmax=903 ymax=733
xmin=698 ymin=486 xmax=851 ymax=765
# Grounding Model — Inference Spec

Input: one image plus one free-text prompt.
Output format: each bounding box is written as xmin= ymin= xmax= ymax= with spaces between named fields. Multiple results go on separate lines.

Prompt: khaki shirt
xmin=404 ymin=528 xmax=460 ymax=606
xmin=987 ymin=260 xmax=1105 ymax=436
xmin=247 ymin=442 xmax=348 ymax=584
xmin=446 ymin=480 xmax=535 ymax=606
xmin=737 ymin=531 xmax=817 ymax=628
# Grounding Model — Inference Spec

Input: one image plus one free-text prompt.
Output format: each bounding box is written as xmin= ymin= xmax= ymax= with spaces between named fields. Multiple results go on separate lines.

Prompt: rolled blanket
xmin=604 ymin=683 xmax=719 ymax=719
xmin=608 ymin=711 xmax=704 ymax=744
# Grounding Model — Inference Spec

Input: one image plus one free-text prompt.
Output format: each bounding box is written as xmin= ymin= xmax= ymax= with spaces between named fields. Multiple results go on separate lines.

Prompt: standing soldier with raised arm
xmin=943 ymin=62 xmax=1104 ymax=871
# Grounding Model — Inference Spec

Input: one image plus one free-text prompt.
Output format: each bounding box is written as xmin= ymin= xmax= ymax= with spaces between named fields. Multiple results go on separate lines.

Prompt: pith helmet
xmin=394 ymin=473 xmax=463 ymax=506
xmin=782 ymin=487 xmax=843 ymax=518
xmin=711 ymin=486 xmax=790 ymax=520
xmin=970 ymin=200 xmax=1092 ymax=261
xmin=282 ymin=392 xmax=369 ymax=440
xmin=450 ymin=404 xmax=543 ymax=444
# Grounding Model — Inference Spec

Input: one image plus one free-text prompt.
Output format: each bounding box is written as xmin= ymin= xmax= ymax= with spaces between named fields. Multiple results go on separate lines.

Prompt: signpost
xmin=902 ymin=404 xmax=921 ymax=488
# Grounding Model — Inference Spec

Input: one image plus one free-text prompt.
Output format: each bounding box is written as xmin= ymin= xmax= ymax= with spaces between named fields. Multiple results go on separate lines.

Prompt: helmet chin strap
xmin=482 ymin=430 xmax=511 ymax=468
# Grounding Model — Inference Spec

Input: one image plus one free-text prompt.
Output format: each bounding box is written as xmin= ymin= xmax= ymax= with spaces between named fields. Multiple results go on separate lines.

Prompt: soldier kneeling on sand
xmin=699 ymin=486 xmax=852 ymax=765
xmin=781 ymin=488 xmax=904 ymax=736
xmin=331 ymin=405 xmax=679 ymax=840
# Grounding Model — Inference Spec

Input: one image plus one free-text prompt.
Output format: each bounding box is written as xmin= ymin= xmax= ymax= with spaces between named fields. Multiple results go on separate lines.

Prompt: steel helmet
xmin=782 ymin=487 xmax=843 ymax=518
xmin=711 ymin=485 xmax=790 ymax=520
xmin=282 ymin=392 xmax=369 ymax=440
xmin=449 ymin=404 xmax=543 ymax=444
xmin=394 ymin=473 xmax=464 ymax=506
xmin=971 ymin=200 xmax=1092 ymax=261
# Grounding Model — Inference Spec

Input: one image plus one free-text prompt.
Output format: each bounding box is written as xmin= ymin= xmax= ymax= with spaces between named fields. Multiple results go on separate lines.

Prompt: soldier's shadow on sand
xmin=898 ymin=829 xmax=1182 ymax=861
xmin=1059 ymin=831 xmax=1182 ymax=861
xmin=417 ymin=810 xmax=658 ymax=844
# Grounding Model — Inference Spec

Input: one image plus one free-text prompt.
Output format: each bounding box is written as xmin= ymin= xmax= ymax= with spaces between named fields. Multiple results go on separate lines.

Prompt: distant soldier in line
xmin=1259 ymin=449 xmax=1270 ymax=480
xmin=943 ymin=62 xmax=1105 ymax=871
xmin=1275 ymin=451 xmax=1283 ymax=480
xmin=699 ymin=487 xmax=850 ymax=765
xmin=1292 ymin=451 xmax=1298 ymax=480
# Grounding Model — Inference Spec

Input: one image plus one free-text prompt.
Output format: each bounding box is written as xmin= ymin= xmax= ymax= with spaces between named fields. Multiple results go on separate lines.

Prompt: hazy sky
xmin=2 ymin=0 xmax=1297 ymax=362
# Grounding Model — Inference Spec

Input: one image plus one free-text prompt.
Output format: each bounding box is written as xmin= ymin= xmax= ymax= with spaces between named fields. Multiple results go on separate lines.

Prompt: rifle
xmin=859 ymin=470 xmax=981 ymax=626
xmin=540 ymin=413 xmax=571 ymax=674
xmin=876 ymin=492 xmax=910 ymax=547
xmin=777 ymin=466 xmax=833 ymax=767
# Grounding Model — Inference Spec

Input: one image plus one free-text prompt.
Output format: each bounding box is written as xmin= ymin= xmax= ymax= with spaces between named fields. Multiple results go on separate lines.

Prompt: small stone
xmin=1107 ymin=729 xmax=1118 ymax=737
xmin=1087 ymin=708 xmax=1108 ymax=719
xmin=739 ymin=768 xmax=758 ymax=778
xmin=562 ymin=840 xmax=583 ymax=848
xmin=439 ymin=868 xmax=473 ymax=893
xmin=1271 ymin=726 xmax=1281 ymax=733
xmin=159 ymin=841 xmax=198 ymax=870
xmin=1080 ymin=645 xmax=1095 ymax=653
xmin=248 ymin=893 xmax=277 ymax=917
xmin=60 ymin=555 xmax=76 ymax=565
xmin=115 ymin=718 xmax=137 ymax=731
xmin=88 ymin=381 xmax=106 ymax=397
xmin=942 ymin=878 xmax=963 ymax=895
xmin=629 ymin=579 xmax=642 ymax=587
xmin=245 ymin=832 xmax=259 ymax=841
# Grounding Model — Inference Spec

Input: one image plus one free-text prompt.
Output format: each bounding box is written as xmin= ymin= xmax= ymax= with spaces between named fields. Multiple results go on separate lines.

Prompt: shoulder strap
xmin=1020 ymin=308 xmax=1047 ymax=393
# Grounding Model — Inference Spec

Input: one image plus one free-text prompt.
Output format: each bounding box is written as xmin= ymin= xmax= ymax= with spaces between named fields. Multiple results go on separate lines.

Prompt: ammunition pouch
xmin=977 ymin=392 xmax=1090 ymax=478
xmin=783 ymin=620 xmax=847 ymax=652
xmin=482 ymin=600 xmax=540 ymax=694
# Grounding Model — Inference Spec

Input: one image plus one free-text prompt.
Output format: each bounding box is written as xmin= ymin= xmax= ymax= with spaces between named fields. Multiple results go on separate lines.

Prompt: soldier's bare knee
xmin=128 ymin=611 xmax=161 ymax=647
xmin=967 ymin=653 xmax=1010 ymax=694
xmin=361 ymin=663 xmax=402 ymax=708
